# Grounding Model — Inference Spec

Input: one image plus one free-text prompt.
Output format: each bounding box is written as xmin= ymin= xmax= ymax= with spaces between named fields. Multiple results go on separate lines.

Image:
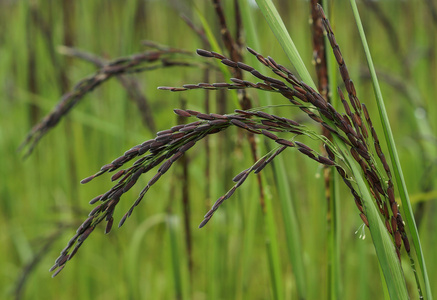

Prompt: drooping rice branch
xmin=51 ymin=108 xmax=343 ymax=276
xmin=162 ymin=45 xmax=411 ymax=260
xmin=19 ymin=48 xmax=202 ymax=157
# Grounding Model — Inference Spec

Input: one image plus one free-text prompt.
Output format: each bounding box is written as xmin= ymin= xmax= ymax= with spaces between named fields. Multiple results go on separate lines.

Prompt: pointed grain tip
xmin=80 ymin=175 xmax=95 ymax=184
xmin=198 ymin=218 xmax=210 ymax=228
xmin=196 ymin=49 xmax=213 ymax=57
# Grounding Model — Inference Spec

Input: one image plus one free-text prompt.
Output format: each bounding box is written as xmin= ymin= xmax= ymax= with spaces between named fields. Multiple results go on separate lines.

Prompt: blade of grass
xmin=167 ymin=215 xmax=190 ymax=300
xmin=194 ymin=7 xmax=240 ymax=109
xmin=254 ymin=0 xmax=316 ymax=89
xmin=263 ymin=185 xmax=284 ymax=300
xmin=349 ymin=1 xmax=432 ymax=299
xmin=317 ymin=1 xmax=342 ymax=298
xmin=238 ymin=1 xmax=307 ymax=298
xmin=344 ymin=146 xmax=409 ymax=299
xmin=255 ymin=0 xmax=409 ymax=297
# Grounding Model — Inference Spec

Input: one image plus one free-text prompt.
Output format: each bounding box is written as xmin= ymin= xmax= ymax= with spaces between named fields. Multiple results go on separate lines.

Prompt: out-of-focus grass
xmin=0 ymin=0 xmax=435 ymax=299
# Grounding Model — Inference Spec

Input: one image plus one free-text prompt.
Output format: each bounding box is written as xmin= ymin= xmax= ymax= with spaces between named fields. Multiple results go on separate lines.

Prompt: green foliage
xmin=1 ymin=0 xmax=436 ymax=299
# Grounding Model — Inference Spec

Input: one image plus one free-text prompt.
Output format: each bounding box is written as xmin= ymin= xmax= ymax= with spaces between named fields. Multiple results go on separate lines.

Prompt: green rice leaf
xmin=349 ymin=1 xmax=432 ymax=299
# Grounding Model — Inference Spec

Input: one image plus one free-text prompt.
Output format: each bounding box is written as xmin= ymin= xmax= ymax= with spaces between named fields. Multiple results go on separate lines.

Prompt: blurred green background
xmin=1 ymin=0 xmax=436 ymax=299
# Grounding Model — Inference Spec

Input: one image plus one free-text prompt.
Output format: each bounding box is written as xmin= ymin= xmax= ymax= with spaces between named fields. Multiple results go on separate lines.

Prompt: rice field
xmin=1 ymin=0 xmax=436 ymax=299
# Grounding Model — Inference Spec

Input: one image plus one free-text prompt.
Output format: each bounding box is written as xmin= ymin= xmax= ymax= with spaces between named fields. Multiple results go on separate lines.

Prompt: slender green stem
xmin=349 ymin=1 xmax=432 ymax=299
xmin=239 ymin=1 xmax=307 ymax=298
xmin=255 ymin=0 xmax=409 ymax=297
xmin=255 ymin=0 xmax=316 ymax=89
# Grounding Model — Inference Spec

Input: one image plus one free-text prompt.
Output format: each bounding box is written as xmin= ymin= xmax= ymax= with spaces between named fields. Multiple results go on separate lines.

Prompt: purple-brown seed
xmin=80 ymin=175 xmax=96 ymax=184
xmin=261 ymin=130 xmax=278 ymax=141
xmin=276 ymin=139 xmax=295 ymax=147
xmin=233 ymin=169 xmax=249 ymax=182
xmin=402 ymin=234 xmax=410 ymax=253
xmin=230 ymin=119 xmax=248 ymax=129
xmin=198 ymin=218 xmax=211 ymax=229
xmin=394 ymin=230 xmax=402 ymax=249
xmin=391 ymin=216 xmax=397 ymax=233
xmin=298 ymin=148 xmax=316 ymax=159
xmin=111 ymin=170 xmax=125 ymax=182
xmin=221 ymin=59 xmax=238 ymax=68
xmin=105 ymin=217 xmax=114 ymax=234
xmin=118 ymin=213 xmax=128 ymax=228
xmin=385 ymin=219 xmax=393 ymax=235
xmin=237 ymin=62 xmax=254 ymax=72
xmin=318 ymin=155 xmax=336 ymax=166
xmin=360 ymin=213 xmax=369 ymax=227
xmin=78 ymin=226 xmax=95 ymax=243
xmin=391 ymin=202 xmax=398 ymax=217
xmin=88 ymin=204 xmax=102 ymax=216
xmin=148 ymin=173 xmax=161 ymax=186
xmin=196 ymin=49 xmax=214 ymax=57
xmin=179 ymin=140 xmax=196 ymax=153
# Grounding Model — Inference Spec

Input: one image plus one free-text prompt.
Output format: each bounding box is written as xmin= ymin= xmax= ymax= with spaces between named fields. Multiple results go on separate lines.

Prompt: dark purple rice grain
xmin=170 ymin=152 xmax=184 ymax=163
xmin=209 ymin=119 xmax=229 ymax=126
xmin=402 ymin=235 xmax=410 ymax=253
xmin=308 ymin=114 xmax=323 ymax=123
xmin=352 ymin=112 xmax=362 ymax=127
xmin=335 ymin=166 xmax=347 ymax=178
xmin=298 ymin=148 xmax=316 ymax=159
xmin=383 ymin=203 xmax=389 ymax=219
xmin=321 ymin=122 xmax=337 ymax=133
xmin=325 ymin=145 xmax=335 ymax=161
xmin=295 ymin=142 xmax=312 ymax=151
xmin=111 ymin=170 xmax=125 ymax=181
xmin=196 ymin=113 xmax=215 ymax=120
xmin=236 ymin=62 xmax=254 ymax=72
xmin=105 ymin=217 xmax=114 ymax=234
xmin=198 ymin=218 xmax=211 ymax=229
xmin=158 ymin=160 xmax=172 ymax=174
xmin=387 ymin=186 xmax=395 ymax=204
xmin=221 ymin=59 xmax=238 ymax=68
xmin=371 ymin=127 xmax=379 ymax=144
xmin=173 ymin=109 xmax=192 ymax=118
xmin=118 ymin=214 xmax=128 ymax=228
xmin=233 ymin=169 xmax=249 ymax=182
xmin=80 ymin=175 xmax=96 ymax=184
xmin=360 ymin=213 xmax=369 ymax=227
xmin=355 ymin=147 xmax=371 ymax=161
xmin=196 ymin=49 xmax=214 ymax=57
xmin=318 ymin=156 xmax=335 ymax=166
xmin=230 ymin=119 xmax=248 ymax=129
xmin=186 ymin=109 xmax=200 ymax=116
xmin=235 ymin=173 xmax=250 ymax=188
xmin=256 ymin=111 xmax=274 ymax=120
xmin=212 ymin=196 xmax=226 ymax=210
xmin=355 ymin=198 xmax=364 ymax=214
xmin=210 ymin=51 xmax=226 ymax=59
xmin=394 ymin=230 xmax=402 ymax=249
xmin=385 ymin=220 xmax=393 ymax=235
xmin=230 ymin=78 xmax=245 ymax=84
xmin=155 ymin=133 xmax=172 ymax=142
xmin=51 ymin=265 xmax=65 ymax=278
xmin=276 ymin=139 xmax=295 ymax=147
xmin=110 ymin=188 xmax=124 ymax=200
xmin=261 ymin=130 xmax=278 ymax=141
xmin=194 ymin=124 xmax=211 ymax=132
xmin=78 ymin=226 xmax=95 ymax=243
xmin=391 ymin=202 xmax=398 ymax=216
xmin=111 ymin=157 xmax=127 ymax=166
xmin=264 ymin=76 xmax=286 ymax=86
xmin=396 ymin=213 xmax=405 ymax=232
xmin=391 ymin=216 xmax=397 ymax=233
xmin=88 ymin=204 xmax=102 ymax=216
xmin=179 ymin=140 xmax=196 ymax=153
